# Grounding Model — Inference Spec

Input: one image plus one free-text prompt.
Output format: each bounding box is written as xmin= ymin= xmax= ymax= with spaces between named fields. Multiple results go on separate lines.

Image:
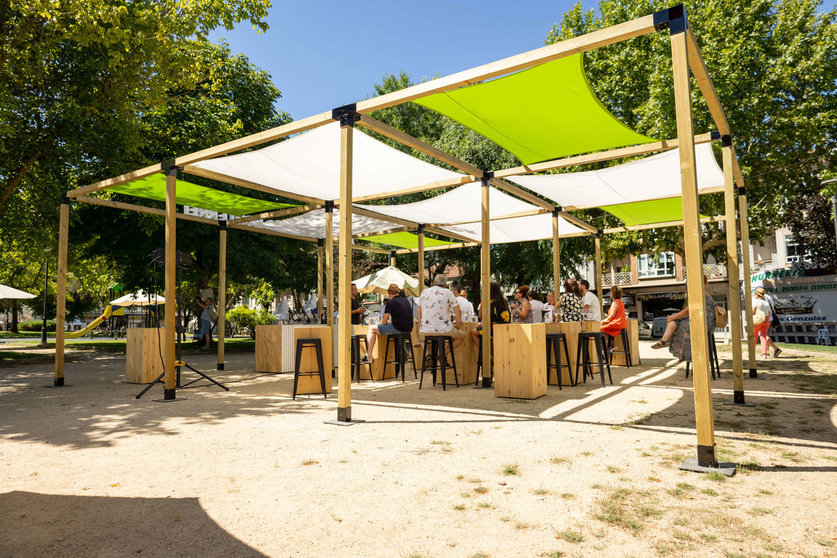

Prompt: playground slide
xmin=64 ymin=305 xmax=125 ymax=339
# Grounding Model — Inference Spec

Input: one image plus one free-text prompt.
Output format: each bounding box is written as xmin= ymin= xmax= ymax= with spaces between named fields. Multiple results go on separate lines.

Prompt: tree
xmin=547 ymin=0 xmax=836 ymax=262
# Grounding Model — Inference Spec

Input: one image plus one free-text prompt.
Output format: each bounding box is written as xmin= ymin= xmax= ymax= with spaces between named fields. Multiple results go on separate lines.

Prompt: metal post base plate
xmin=324 ymin=419 xmax=365 ymax=426
xmin=679 ymin=457 xmax=736 ymax=476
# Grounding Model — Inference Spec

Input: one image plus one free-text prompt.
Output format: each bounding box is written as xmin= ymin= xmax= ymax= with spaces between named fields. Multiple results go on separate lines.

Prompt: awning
xmin=255 ymin=208 xmax=399 ymax=240
xmin=190 ymin=122 xmax=465 ymax=202
xmin=360 ymin=232 xmax=455 ymax=250
xmin=107 ymin=174 xmax=292 ymax=217
xmin=415 ymin=54 xmax=657 ymax=164
xmin=600 ymin=198 xmax=708 ymax=227
xmin=0 ymin=284 xmax=36 ymax=300
xmin=440 ymin=213 xmax=587 ymax=244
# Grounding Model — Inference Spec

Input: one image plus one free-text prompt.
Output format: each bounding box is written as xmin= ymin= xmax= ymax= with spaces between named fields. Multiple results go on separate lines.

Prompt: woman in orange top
xmin=600 ymin=285 xmax=627 ymax=338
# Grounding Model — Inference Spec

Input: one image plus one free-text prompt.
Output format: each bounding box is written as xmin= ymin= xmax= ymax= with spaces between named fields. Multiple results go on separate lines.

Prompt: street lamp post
xmin=41 ymin=248 xmax=49 ymax=344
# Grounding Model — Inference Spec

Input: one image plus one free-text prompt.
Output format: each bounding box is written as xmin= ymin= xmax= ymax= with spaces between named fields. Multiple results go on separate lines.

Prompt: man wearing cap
xmin=417 ymin=274 xmax=464 ymax=352
xmin=365 ymin=283 xmax=414 ymax=362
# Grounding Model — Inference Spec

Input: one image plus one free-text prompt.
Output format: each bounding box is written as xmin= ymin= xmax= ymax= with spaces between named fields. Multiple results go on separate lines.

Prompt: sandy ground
xmin=0 ymin=342 xmax=835 ymax=558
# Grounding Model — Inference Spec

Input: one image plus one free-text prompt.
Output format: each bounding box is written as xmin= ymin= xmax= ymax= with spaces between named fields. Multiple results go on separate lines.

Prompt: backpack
xmin=714 ymin=305 xmax=728 ymax=328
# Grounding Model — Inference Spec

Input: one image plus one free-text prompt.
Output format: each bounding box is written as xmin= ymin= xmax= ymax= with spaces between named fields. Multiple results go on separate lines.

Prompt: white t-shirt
xmin=418 ymin=286 xmax=458 ymax=333
xmin=529 ymin=299 xmax=545 ymax=323
xmin=456 ymin=295 xmax=475 ymax=322
xmin=753 ymin=297 xmax=771 ymax=318
xmin=581 ymin=291 xmax=601 ymax=321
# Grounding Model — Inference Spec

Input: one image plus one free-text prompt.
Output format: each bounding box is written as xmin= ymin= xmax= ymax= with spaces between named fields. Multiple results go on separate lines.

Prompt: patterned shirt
xmin=418 ymin=286 xmax=458 ymax=333
xmin=559 ymin=292 xmax=584 ymax=324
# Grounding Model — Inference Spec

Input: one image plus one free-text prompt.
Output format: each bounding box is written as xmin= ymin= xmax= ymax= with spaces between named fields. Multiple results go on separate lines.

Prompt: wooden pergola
xmin=55 ymin=4 xmax=758 ymax=470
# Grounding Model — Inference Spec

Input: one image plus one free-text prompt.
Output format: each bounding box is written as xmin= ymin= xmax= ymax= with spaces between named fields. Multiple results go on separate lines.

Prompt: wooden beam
xmin=337 ymin=123 xmax=353 ymax=422
xmin=357 ymin=114 xmax=483 ymax=176
xmin=493 ymin=132 xmax=717 ymax=179
xmin=351 ymin=243 xmax=390 ymax=254
xmin=317 ymin=241 xmax=324 ymax=321
xmin=395 ymin=242 xmax=479 ymax=254
xmin=325 ymin=206 xmax=335 ymax=327
xmin=672 ymin=28 xmax=716 ymax=465
xmin=353 ymin=226 xmax=411 ymax=240
xmin=558 ymin=211 xmax=598 ymax=234
xmin=349 ymin=206 xmax=418 ymax=228
xmin=417 ymin=226 xmax=425 ymax=294
xmin=66 ymin=164 xmax=162 ymax=199
xmin=183 ymin=165 xmax=325 ymax=205
xmin=349 ymin=175 xmax=477 ymax=203
xmin=552 ymin=211 xmax=560 ymax=295
xmin=217 ymin=224 xmax=227 ymax=370
xmin=175 ymin=112 xmax=334 ymax=167
xmin=227 ymin=205 xmax=318 ymax=225
xmin=164 ymin=170 xmax=177 ymax=400
xmin=479 ymin=180 xmax=492 ymax=388
xmin=355 ymin=14 xmax=657 ymax=113
xmin=427 ymin=208 xmax=547 ymax=228
xmin=734 ymin=156 xmax=758 ymax=377
xmin=389 ymin=251 xmax=396 ymax=267
xmin=594 ymin=235 xmax=603 ymax=313
xmin=490 ymin=178 xmax=552 ymax=211
xmin=423 ymin=225 xmax=478 ymax=244
xmin=53 ymin=199 xmax=69 ymax=385
xmin=722 ymin=145 xmax=744 ymax=402
xmin=602 ymin=215 xmax=721 ymax=234
xmin=686 ymin=29 xmax=730 ymax=136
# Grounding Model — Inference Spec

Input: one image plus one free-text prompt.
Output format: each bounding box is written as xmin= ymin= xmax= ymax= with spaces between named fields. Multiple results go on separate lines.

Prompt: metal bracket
xmin=59 ymin=195 xmax=70 ymax=206
xmin=596 ymin=228 xmax=604 ymax=238
xmin=721 ymin=134 xmax=732 ymax=147
xmin=653 ymin=4 xmax=687 ymax=34
xmin=417 ymin=223 xmax=425 ymax=234
xmin=332 ymin=103 xmax=360 ymax=127
xmin=737 ymin=186 xmax=747 ymax=196
xmin=161 ymin=159 xmax=182 ymax=175
xmin=324 ymin=200 xmax=334 ymax=213
xmin=317 ymin=238 xmax=324 ymax=247
xmin=480 ymin=171 xmax=493 ymax=186
xmin=710 ymin=131 xmax=722 ymax=141
xmin=552 ymin=205 xmax=562 ymax=218
xmin=219 ymin=219 xmax=227 ymax=231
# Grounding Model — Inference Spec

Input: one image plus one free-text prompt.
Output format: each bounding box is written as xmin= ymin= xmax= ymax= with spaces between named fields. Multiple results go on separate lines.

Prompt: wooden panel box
xmin=125 ymin=328 xmax=167 ymax=384
xmin=493 ymin=323 xmax=547 ymax=399
xmin=293 ymin=326 xmax=333 ymax=395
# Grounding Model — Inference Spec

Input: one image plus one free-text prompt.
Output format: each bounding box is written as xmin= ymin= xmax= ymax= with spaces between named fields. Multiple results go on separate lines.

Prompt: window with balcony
xmin=637 ymin=252 xmax=676 ymax=279
xmin=784 ymin=235 xmax=810 ymax=263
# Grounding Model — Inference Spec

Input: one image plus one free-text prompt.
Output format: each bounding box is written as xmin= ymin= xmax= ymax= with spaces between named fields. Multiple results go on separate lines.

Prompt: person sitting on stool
xmin=365 ymin=283 xmax=414 ymax=362
xmin=600 ymin=285 xmax=627 ymax=349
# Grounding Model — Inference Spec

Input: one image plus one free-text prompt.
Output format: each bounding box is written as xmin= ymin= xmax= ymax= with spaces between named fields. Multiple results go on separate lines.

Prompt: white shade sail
xmin=111 ymin=291 xmax=165 ymax=306
xmin=356 ymin=182 xmax=541 ymax=225
xmin=191 ymin=122 xmax=465 ymax=202
xmin=440 ymin=213 xmax=587 ymax=244
xmin=255 ymin=208 xmax=399 ymax=240
xmin=507 ymin=144 xmax=724 ymax=210
xmin=0 ymin=284 xmax=36 ymax=300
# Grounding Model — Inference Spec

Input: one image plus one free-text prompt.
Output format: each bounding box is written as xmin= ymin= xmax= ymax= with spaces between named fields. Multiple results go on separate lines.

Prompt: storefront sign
xmin=752 ymin=267 xmax=837 ymax=324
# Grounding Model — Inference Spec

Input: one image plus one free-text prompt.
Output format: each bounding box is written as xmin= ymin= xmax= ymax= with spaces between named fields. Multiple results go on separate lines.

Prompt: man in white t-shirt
xmin=417 ymin=274 xmax=464 ymax=349
xmin=451 ymin=284 xmax=475 ymax=322
xmin=579 ymin=279 xmax=601 ymax=321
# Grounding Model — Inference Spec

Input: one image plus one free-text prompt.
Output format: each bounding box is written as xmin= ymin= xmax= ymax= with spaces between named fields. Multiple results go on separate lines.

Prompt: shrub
xmin=18 ymin=320 xmax=56 ymax=332
xmin=225 ymin=306 xmax=274 ymax=339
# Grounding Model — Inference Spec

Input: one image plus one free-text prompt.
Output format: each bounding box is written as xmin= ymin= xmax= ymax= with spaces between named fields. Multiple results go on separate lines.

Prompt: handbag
xmin=714 ymin=306 xmax=728 ymax=328
xmin=752 ymin=308 xmax=766 ymax=326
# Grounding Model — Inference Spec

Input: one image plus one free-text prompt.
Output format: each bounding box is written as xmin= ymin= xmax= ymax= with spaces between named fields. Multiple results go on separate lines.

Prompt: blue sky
xmin=210 ymin=0 xmax=837 ymax=121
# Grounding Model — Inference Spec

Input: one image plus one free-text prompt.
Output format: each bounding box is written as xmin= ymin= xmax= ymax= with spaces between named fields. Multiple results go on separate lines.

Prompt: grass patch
xmin=560 ymin=492 xmax=575 ymax=499
xmin=540 ymin=552 xmax=563 ymax=558
xmin=456 ymin=474 xmax=465 ymax=480
xmin=747 ymin=507 xmax=773 ymax=516
xmin=671 ymin=530 xmax=691 ymax=541
xmin=301 ymin=459 xmax=318 ymax=466
xmin=700 ymin=533 xmax=717 ymax=542
xmin=502 ymin=464 xmax=519 ymax=476
xmin=556 ymin=530 xmax=583 ymax=543
xmin=514 ymin=522 xmax=531 ymax=530
xmin=0 ymin=351 xmax=46 ymax=361
xmin=550 ymin=456 xmax=569 ymax=465
xmin=470 ymin=553 xmax=489 ymax=558
xmin=474 ymin=486 xmax=488 ymax=494
xmin=478 ymin=502 xmax=491 ymax=509
xmin=816 ymin=538 xmax=835 ymax=547
xmin=606 ymin=465 xmax=622 ymax=473
xmin=704 ymin=471 xmax=727 ymax=482
xmin=430 ymin=440 xmax=450 ymax=446
xmin=669 ymin=482 xmax=695 ymax=497
xmin=701 ymin=488 xmax=718 ymax=496
xmin=533 ymin=488 xmax=549 ymax=496
xmin=453 ymin=504 xmax=466 ymax=511
xmin=595 ymin=489 xmax=643 ymax=531
xmin=460 ymin=492 xmax=472 ymax=498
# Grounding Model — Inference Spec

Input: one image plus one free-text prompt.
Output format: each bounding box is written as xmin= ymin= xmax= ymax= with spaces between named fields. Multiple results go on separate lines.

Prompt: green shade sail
xmin=361 ymin=232 xmax=456 ymax=250
xmin=415 ymin=54 xmax=657 ymax=165
xmin=601 ymin=197 xmax=707 ymax=227
xmin=107 ymin=174 xmax=293 ymax=216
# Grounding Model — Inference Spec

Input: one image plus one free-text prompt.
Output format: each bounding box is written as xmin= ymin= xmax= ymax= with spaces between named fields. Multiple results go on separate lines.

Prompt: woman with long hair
xmin=469 ymin=282 xmax=511 ymax=346
xmin=555 ymin=278 xmax=584 ymax=324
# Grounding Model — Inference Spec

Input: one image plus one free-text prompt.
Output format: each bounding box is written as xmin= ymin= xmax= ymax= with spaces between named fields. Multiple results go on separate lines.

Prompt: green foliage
xmin=251 ymin=280 xmax=276 ymax=310
xmin=18 ymin=320 xmax=56 ymax=332
xmin=225 ymin=305 xmax=274 ymax=338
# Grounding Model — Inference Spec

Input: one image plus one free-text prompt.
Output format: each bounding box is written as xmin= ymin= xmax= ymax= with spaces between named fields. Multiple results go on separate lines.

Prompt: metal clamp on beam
xmin=710 ymin=131 xmax=722 ymax=141
xmin=317 ymin=238 xmax=324 ymax=247
xmin=161 ymin=159 xmax=183 ymax=175
xmin=332 ymin=103 xmax=360 ymax=127
xmin=737 ymin=186 xmax=746 ymax=196
xmin=653 ymin=4 xmax=687 ymax=34
xmin=417 ymin=223 xmax=425 ymax=234
xmin=219 ymin=219 xmax=227 ymax=230
xmin=59 ymin=195 xmax=70 ymax=206
xmin=480 ymin=171 xmax=493 ymax=187
xmin=721 ymin=134 xmax=732 ymax=147
xmin=552 ymin=205 xmax=562 ymax=218
xmin=596 ymin=228 xmax=604 ymax=238
xmin=324 ymin=200 xmax=334 ymax=213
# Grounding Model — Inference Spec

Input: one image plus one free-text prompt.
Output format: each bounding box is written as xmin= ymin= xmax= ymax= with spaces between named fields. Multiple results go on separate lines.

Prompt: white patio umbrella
xmin=353 ymin=266 xmax=419 ymax=297
xmin=0 ymin=283 xmax=36 ymax=299
xmin=110 ymin=290 xmax=165 ymax=306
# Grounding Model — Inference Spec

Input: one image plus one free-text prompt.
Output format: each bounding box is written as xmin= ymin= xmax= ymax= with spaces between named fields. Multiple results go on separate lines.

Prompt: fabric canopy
xmin=600 ymin=198 xmax=705 ymax=227
xmin=415 ymin=54 xmax=657 ymax=165
xmin=440 ymin=213 xmax=587 ymax=244
xmin=360 ymin=232 xmax=454 ymax=250
xmin=111 ymin=291 xmax=165 ymax=306
xmin=353 ymin=266 xmax=420 ymax=297
xmin=356 ymin=182 xmax=540 ymax=225
xmin=508 ymin=144 xmax=724 ymax=217
xmin=0 ymin=283 xmax=36 ymax=300
xmin=255 ymin=208 xmax=398 ymax=240
xmin=107 ymin=174 xmax=291 ymax=216
xmin=191 ymin=122 xmax=464 ymax=202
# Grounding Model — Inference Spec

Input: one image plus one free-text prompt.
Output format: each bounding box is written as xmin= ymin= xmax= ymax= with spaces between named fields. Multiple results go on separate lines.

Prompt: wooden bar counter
xmin=126 ymin=328 xmax=166 ymax=384
xmin=493 ymin=323 xmax=547 ymax=399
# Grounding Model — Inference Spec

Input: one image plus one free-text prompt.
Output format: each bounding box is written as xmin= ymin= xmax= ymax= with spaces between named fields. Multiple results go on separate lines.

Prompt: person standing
xmin=469 ymin=281 xmax=511 ymax=347
xmin=555 ymin=279 xmax=584 ymax=324
xmin=417 ymin=274 xmax=464 ymax=350
xmin=528 ymin=291 xmax=545 ymax=323
xmin=198 ymin=295 xmax=214 ymax=350
xmin=753 ymin=286 xmax=781 ymax=358
xmin=544 ymin=290 xmax=559 ymax=322
xmin=349 ymin=283 xmax=366 ymax=325
xmin=511 ymin=285 xmax=533 ymax=323
xmin=451 ymin=284 xmax=475 ymax=322
xmin=365 ymin=283 xmax=414 ymax=361
xmin=579 ymin=279 xmax=602 ymax=321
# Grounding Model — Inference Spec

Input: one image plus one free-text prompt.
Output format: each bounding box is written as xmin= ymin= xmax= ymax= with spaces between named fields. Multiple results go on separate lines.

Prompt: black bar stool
xmin=607 ymin=329 xmax=633 ymax=368
xmin=685 ymin=332 xmax=720 ymax=380
xmin=546 ymin=332 xmax=572 ymax=389
xmin=350 ymin=334 xmax=373 ymax=383
xmin=383 ymin=332 xmax=417 ymax=382
xmin=575 ymin=331 xmax=613 ymax=387
xmin=474 ymin=334 xmax=493 ymax=387
xmin=293 ymin=338 xmax=326 ymax=399
xmin=420 ymin=335 xmax=459 ymax=390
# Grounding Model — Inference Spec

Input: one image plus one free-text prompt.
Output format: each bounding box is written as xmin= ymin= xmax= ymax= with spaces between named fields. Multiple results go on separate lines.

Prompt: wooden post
xmin=480 ymin=178 xmax=492 ymax=388
xmin=325 ymin=204 xmax=335 ymax=327
xmin=389 ymin=250 xmax=396 ymax=268
xmin=722 ymin=141 xmax=745 ymax=403
xmin=737 ymin=186 xmax=757 ymax=377
xmin=53 ymin=198 xmax=70 ymax=386
xmin=164 ymin=167 xmax=178 ymax=400
xmin=671 ymin=23 xmax=717 ymax=467
xmin=594 ymin=235 xmax=603 ymax=313
xmin=336 ymin=116 xmax=354 ymax=422
xmin=217 ymin=221 xmax=227 ymax=371
xmin=417 ymin=225 xmax=425 ymax=294
xmin=552 ymin=210 xmax=560 ymax=295
xmin=317 ymin=239 xmax=324 ymax=321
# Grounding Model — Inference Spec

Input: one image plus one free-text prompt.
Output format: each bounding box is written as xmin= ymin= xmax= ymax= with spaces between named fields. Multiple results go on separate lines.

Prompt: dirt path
xmin=1 ymin=343 xmax=834 ymax=557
